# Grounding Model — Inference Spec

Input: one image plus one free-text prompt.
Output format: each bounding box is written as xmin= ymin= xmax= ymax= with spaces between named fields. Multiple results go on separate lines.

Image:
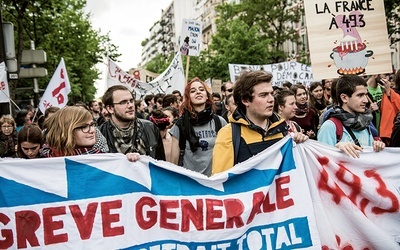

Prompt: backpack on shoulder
xmin=328 ymin=117 xmax=380 ymax=146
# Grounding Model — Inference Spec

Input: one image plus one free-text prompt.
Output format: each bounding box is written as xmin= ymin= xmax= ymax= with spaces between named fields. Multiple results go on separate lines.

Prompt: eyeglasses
xmin=1 ymin=125 xmax=13 ymax=129
xmin=226 ymin=89 xmax=233 ymax=93
xmin=113 ymin=99 xmax=135 ymax=106
xmin=76 ymin=122 xmax=96 ymax=133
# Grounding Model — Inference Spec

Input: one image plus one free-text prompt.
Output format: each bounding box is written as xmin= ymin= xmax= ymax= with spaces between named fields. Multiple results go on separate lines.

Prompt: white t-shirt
xmin=169 ymin=116 xmax=227 ymax=176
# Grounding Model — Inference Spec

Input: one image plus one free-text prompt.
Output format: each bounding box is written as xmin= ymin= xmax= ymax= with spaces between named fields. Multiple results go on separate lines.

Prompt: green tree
xmin=207 ymin=17 xmax=272 ymax=80
xmin=145 ymin=53 xmax=172 ymax=74
xmin=186 ymin=50 xmax=212 ymax=80
xmin=237 ymin=0 xmax=302 ymax=62
xmin=190 ymin=0 xmax=302 ymax=81
xmin=144 ymin=51 xmax=210 ymax=82
xmin=2 ymin=0 xmax=120 ymax=107
xmin=384 ymin=0 xmax=400 ymax=45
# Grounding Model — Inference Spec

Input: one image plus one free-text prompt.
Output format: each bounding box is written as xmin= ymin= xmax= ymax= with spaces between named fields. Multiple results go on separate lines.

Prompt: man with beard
xmin=89 ymin=100 xmax=104 ymax=126
xmin=99 ymin=85 xmax=165 ymax=160
xmin=318 ymin=74 xmax=385 ymax=158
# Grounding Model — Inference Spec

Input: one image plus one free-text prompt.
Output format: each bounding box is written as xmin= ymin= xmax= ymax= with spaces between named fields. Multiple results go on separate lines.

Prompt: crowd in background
xmin=1 ymin=69 xmax=400 ymax=176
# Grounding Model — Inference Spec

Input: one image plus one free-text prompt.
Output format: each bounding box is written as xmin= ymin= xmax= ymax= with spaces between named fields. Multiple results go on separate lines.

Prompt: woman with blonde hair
xmin=42 ymin=106 xmax=102 ymax=157
xmin=42 ymin=106 xmax=139 ymax=162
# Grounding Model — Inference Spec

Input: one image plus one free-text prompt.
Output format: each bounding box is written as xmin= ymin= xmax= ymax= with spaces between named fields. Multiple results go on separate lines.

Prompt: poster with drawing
xmin=303 ymin=0 xmax=392 ymax=80
xmin=180 ymin=19 xmax=202 ymax=57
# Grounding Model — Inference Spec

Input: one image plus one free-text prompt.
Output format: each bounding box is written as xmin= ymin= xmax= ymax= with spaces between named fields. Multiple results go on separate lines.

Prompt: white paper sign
xmin=180 ymin=19 xmax=202 ymax=57
xmin=229 ymin=61 xmax=314 ymax=86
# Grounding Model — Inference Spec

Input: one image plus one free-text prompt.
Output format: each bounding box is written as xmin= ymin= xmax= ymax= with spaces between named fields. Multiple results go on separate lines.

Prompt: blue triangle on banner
xmin=278 ymin=138 xmax=296 ymax=174
xmin=0 ymin=176 xmax=67 ymax=208
xmin=65 ymin=159 xmax=150 ymax=200
xmin=0 ymin=159 xmax=150 ymax=208
xmin=149 ymin=140 xmax=296 ymax=196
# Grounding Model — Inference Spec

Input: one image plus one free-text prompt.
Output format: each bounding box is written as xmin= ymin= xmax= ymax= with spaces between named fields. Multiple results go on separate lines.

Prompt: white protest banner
xmin=179 ymin=19 xmax=202 ymax=57
xmin=0 ymin=62 xmax=10 ymax=103
xmin=136 ymin=51 xmax=185 ymax=97
xmin=38 ymin=58 xmax=71 ymax=113
xmin=303 ymin=0 xmax=392 ymax=80
xmin=0 ymin=138 xmax=399 ymax=249
xmin=107 ymin=58 xmax=139 ymax=92
xmin=229 ymin=62 xmax=314 ymax=86
xmin=107 ymin=52 xmax=185 ymax=98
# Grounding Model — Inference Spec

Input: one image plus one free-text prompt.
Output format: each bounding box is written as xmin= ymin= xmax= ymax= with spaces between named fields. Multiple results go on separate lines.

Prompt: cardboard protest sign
xmin=180 ymin=19 xmax=202 ymax=57
xmin=303 ymin=0 xmax=392 ymax=79
xmin=229 ymin=62 xmax=314 ymax=86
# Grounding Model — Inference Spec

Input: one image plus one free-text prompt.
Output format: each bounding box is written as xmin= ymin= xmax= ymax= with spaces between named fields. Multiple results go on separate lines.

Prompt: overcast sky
xmin=85 ymin=0 xmax=171 ymax=97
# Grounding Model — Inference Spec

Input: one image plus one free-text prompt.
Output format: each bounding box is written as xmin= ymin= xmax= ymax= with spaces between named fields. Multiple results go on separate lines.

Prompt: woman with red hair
xmin=169 ymin=77 xmax=227 ymax=176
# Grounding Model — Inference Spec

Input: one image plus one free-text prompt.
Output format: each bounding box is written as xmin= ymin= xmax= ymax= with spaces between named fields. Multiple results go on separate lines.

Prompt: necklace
xmin=264 ymin=120 xmax=270 ymax=131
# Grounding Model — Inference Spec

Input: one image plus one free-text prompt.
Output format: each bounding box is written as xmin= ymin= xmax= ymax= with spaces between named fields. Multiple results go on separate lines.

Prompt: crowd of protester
xmin=1 ymin=69 xmax=399 ymax=176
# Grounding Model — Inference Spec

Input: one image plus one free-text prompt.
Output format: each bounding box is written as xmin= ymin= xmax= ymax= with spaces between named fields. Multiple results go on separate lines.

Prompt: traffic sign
xmin=8 ymin=73 xmax=18 ymax=79
xmin=21 ymin=50 xmax=47 ymax=65
xmin=19 ymin=68 xmax=48 ymax=78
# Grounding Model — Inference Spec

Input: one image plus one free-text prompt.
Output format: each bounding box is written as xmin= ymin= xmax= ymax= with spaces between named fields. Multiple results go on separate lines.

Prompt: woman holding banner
xmin=41 ymin=106 xmax=140 ymax=161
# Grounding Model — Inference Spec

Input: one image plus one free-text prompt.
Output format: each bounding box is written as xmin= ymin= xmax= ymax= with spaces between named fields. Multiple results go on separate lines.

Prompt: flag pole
xmin=185 ymin=56 xmax=190 ymax=84
xmin=0 ymin=88 xmax=21 ymax=111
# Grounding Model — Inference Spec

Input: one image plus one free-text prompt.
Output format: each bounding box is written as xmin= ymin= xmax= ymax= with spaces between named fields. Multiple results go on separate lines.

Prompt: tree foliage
xmin=192 ymin=0 xmax=302 ymax=81
xmin=384 ymin=0 xmax=400 ymax=45
xmin=207 ymin=18 xmax=272 ymax=80
xmin=145 ymin=53 xmax=173 ymax=74
xmin=2 ymin=0 xmax=120 ymax=107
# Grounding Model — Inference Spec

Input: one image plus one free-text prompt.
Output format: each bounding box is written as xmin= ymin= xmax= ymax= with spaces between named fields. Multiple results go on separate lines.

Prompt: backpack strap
xmin=329 ymin=117 xmax=361 ymax=147
xmin=231 ymin=123 xmax=241 ymax=166
xmin=329 ymin=117 xmax=343 ymax=143
xmin=175 ymin=119 xmax=186 ymax=166
xmin=213 ymin=115 xmax=222 ymax=133
xmin=342 ymin=124 xmax=361 ymax=147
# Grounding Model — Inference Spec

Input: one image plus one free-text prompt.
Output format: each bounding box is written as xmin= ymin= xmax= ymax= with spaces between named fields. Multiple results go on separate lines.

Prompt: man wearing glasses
xmin=99 ymin=85 xmax=165 ymax=160
xmin=216 ymin=81 xmax=234 ymax=121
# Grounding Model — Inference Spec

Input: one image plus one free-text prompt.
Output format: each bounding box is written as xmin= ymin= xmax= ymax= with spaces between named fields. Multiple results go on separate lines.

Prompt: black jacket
xmin=99 ymin=118 xmax=165 ymax=160
xmin=390 ymin=111 xmax=400 ymax=147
